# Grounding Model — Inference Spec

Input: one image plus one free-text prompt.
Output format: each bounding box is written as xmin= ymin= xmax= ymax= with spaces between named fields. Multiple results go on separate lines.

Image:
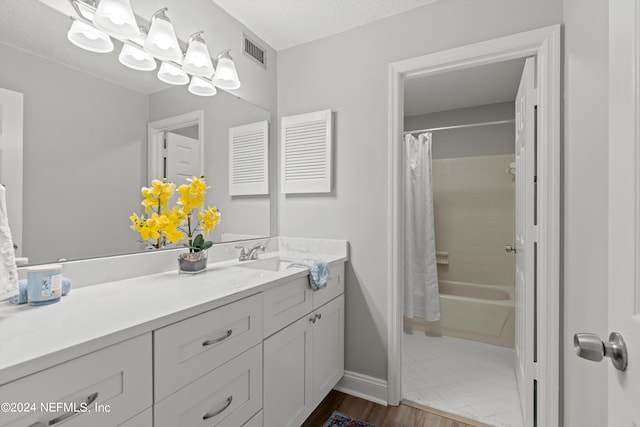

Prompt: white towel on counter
xmin=0 ymin=185 xmax=18 ymax=300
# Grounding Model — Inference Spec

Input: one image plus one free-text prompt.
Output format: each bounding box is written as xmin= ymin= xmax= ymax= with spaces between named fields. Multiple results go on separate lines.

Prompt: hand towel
xmin=289 ymin=259 xmax=331 ymax=290
xmin=9 ymin=277 xmax=73 ymax=305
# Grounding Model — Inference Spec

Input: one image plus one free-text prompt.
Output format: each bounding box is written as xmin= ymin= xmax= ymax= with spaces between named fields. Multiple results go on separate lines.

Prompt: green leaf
xmin=193 ymin=234 xmax=205 ymax=247
xmin=202 ymin=241 xmax=213 ymax=250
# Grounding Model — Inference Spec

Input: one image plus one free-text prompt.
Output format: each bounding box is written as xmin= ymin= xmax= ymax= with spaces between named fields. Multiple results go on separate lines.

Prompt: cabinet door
xmin=263 ymin=315 xmax=313 ymax=427
xmin=311 ymin=295 xmax=344 ymax=406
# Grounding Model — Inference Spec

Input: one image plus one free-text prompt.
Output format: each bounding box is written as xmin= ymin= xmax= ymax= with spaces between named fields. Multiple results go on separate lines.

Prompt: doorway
xmin=387 ymin=26 xmax=561 ymax=427
xmin=148 ymin=110 xmax=205 ymax=185
xmin=401 ymin=58 xmax=525 ymax=426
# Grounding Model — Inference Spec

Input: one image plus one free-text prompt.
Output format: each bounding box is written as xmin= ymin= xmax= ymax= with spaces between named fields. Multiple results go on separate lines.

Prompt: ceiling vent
xmin=243 ymin=34 xmax=266 ymax=68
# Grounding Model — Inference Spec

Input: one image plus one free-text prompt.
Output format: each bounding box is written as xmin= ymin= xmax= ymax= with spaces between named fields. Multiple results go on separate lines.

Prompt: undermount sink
xmin=239 ymin=257 xmax=301 ymax=272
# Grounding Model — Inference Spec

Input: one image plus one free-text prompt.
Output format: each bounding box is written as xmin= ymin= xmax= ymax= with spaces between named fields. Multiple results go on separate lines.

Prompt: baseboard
xmin=334 ymin=370 xmax=388 ymax=406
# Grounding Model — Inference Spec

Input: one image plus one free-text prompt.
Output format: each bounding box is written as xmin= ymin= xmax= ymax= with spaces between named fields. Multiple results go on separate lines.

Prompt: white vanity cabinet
xmin=263 ymin=263 xmax=345 ymax=427
xmin=0 ymin=334 xmax=152 ymax=427
xmin=0 ymin=250 xmax=347 ymax=427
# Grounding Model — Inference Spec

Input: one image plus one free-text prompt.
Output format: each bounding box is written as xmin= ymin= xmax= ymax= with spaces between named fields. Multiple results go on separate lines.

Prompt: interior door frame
xmin=387 ymin=25 xmax=561 ymax=426
xmin=147 ymin=110 xmax=205 ymax=183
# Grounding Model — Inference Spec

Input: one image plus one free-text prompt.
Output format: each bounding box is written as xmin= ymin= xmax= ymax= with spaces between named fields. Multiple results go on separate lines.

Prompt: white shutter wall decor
xmin=229 ymin=120 xmax=269 ymax=195
xmin=281 ymin=109 xmax=332 ymax=194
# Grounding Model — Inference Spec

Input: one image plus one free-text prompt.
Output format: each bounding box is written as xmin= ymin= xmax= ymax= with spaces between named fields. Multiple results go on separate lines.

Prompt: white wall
xmin=277 ymin=1 xmax=563 ymax=382
xmin=0 ymin=43 xmax=149 ymax=264
xmin=149 ymin=87 xmax=271 ymax=242
xmin=405 ymin=102 xmax=515 ymax=159
xmin=562 ymin=0 xmax=609 ymax=425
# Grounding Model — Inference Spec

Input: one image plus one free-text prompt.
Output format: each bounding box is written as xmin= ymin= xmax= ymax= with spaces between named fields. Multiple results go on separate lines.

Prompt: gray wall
xmin=277 ymin=1 xmax=563 ymax=383
xmin=404 ymin=102 xmax=515 ymax=159
xmin=563 ymin=0 xmax=609 ymax=425
xmin=149 ymin=87 xmax=271 ymax=242
xmin=0 ymin=43 xmax=149 ymax=264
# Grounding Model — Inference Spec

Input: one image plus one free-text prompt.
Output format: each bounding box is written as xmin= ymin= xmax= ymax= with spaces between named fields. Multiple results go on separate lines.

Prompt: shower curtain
xmin=403 ymin=132 xmax=440 ymax=321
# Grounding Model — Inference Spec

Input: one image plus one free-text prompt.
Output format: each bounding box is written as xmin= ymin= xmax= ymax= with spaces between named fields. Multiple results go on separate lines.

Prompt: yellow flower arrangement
xmin=130 ymin=176 xmax=221 ymax=252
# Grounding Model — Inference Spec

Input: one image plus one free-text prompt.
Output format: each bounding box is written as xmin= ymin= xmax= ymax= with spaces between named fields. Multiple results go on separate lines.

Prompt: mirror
xmin=0 ymin=0 xmax=272 ymax=265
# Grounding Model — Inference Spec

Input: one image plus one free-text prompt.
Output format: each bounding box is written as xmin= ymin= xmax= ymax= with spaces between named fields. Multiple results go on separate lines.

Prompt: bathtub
xmin=404 ymin=280 xmax=515 ymax=348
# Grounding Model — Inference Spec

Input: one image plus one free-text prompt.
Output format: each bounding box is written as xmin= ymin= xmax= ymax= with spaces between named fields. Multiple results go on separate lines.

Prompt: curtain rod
xmin=403 ymin=119 xmax=515 ymax=135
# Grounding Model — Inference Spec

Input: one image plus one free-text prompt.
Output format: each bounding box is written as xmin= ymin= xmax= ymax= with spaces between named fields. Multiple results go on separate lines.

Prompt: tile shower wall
xmin=432 ymin=154 xmax=515 ymax=287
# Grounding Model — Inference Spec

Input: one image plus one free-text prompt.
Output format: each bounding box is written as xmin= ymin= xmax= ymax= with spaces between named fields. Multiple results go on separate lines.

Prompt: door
xmin=514 ymin=56 xmax=536 ymax=426
xmin=0 ymin=89 xmax=23 ymax=258
xmin=263 ymin=315 xmax=313 ymax=427
xmin=165 ymin=131 xmax=201 ymax=186
xmin=311 ymin=295 xmax=344 ymax=406
xmin=607 ymin=0 xmax=640 ymax=424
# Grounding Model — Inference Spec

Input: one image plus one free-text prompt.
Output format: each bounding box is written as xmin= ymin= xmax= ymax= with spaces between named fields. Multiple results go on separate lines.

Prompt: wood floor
xmin=301 ymin=391 xmax=480 ymax=427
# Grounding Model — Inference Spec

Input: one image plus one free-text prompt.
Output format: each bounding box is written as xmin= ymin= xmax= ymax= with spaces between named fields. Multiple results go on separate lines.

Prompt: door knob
xmin=574 ymin=332 xmax=628 ymax=371
xmin=505 ymin=245 xmax=516 ymax=253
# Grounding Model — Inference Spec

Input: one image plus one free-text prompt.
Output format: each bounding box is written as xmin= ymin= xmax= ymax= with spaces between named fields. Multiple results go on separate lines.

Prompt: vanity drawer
xmin=243 ymin=410 xmax=262 ymax=427
xmin=154 ymin=293 xmax=262 ymax=402
xmin=0 ymin=334 xmax=151 ymax=427
xmin=119 ymin=408 xmax=152 ymax=427
xmin=154 ymin=344 xmax=262 ymax=427
xmin=312 ymin=262 xmax=344 ymax=309
xmin=263 ymin=276 xmax=313 ymax=338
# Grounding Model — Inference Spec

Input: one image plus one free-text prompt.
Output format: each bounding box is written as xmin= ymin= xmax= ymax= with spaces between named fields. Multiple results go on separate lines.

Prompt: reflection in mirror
xmin=0 ymin=0 xmax=271 ymax=265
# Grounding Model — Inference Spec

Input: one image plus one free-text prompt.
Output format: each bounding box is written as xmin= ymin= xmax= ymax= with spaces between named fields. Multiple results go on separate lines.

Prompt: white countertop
xmin=0 ymin=246 xmax=347 ymax=385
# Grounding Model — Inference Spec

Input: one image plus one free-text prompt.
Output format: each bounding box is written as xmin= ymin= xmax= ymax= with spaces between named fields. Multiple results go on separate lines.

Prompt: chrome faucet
xmin=236 ymin=243 xmax=266 ymax=261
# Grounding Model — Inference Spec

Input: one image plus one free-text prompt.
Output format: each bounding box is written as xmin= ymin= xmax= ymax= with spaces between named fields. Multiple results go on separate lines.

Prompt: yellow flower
xmin=199 ymin=206 xmax=221 ymax=235
xmin=130 ymin=176 xmax=220 ymax=251
xmin=141 ymin=179 xmax=175 ymax=213
xmin=177 ymin=176 xmax=208 ymax=212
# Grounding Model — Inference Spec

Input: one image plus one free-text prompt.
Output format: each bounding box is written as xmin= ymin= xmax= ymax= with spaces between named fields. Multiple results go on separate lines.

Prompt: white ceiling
xmin=211 ymin=0 xmax=438 ymax=51
xmin=404 ymin=58 xmax=526 ymax=116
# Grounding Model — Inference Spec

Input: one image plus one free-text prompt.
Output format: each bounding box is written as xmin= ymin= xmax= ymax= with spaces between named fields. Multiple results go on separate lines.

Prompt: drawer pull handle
xmin=316 ymin=313 xmax=322 ymax=320
xmin=30 ymin=392 xmax=99 ymax=427
xmin=309 ymin=316 xmax=316 ymax=324
xmin=202 ymin=395 xmax=233 ymax=420
xmin=202 ymin=329 xmax=233 ymax=346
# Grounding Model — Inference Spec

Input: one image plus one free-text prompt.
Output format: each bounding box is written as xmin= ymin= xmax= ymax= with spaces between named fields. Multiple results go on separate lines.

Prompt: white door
xmin=0 ymin=89 xmax=23 ymax=257
xmin=606 ymin=0 xmax=640 ymax=424
xmin=263 ymin=315 xmax=313 ymax=427
xmin=514 ymin=57 xmax=536 ymax=426
xmin=311 ymin=295 xmax=344 ymax=406
xmin=165 ymin=132 xmax=201 ymax=186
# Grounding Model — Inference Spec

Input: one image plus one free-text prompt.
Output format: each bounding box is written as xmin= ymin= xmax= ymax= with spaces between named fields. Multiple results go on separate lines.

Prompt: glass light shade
xmin=67 ymin=20 xmax=114 ymax=53
xmin=93 ymin=0 xmax=139 ymax=40
xmin=183 ymin=38 xmax=215 ymax=77
xmin=144 ymin=14 xmax=182 ymax=61
xmin=158 ymin=61 xmax=189 ymax=85
xmin=188 ymin=76 xmax=217 ymax=97
xmin=212 ymin=53 xmax=241 ymax=90
xmin=119 ymin=43 xmax=156 ymax=71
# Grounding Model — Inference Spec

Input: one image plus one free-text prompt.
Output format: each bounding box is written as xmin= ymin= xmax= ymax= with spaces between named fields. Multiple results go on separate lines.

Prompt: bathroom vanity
xmin=0 ymin=238 xmax=347 ymax=427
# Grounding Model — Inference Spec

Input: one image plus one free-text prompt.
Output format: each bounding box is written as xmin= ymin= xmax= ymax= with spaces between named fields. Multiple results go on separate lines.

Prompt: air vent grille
xmin=229 ymin=120 xmax=269 ymax=195
xmin=243 ymin=34 xmax=266 ymax=68
xmin=281 ymin=109 xmax=332 ymax=194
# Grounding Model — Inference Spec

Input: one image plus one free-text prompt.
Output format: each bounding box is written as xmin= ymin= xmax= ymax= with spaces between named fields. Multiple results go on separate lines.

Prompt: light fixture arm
xmin=151 ymin=8 xmax=170 ymax=22
xmin=188 ymin=32 xmax=206 ymax=44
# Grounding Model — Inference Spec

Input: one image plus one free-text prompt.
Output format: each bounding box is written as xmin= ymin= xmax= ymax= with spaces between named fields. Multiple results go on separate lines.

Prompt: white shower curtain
xmin=403 ymin=132 xmax=440 ymax=321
